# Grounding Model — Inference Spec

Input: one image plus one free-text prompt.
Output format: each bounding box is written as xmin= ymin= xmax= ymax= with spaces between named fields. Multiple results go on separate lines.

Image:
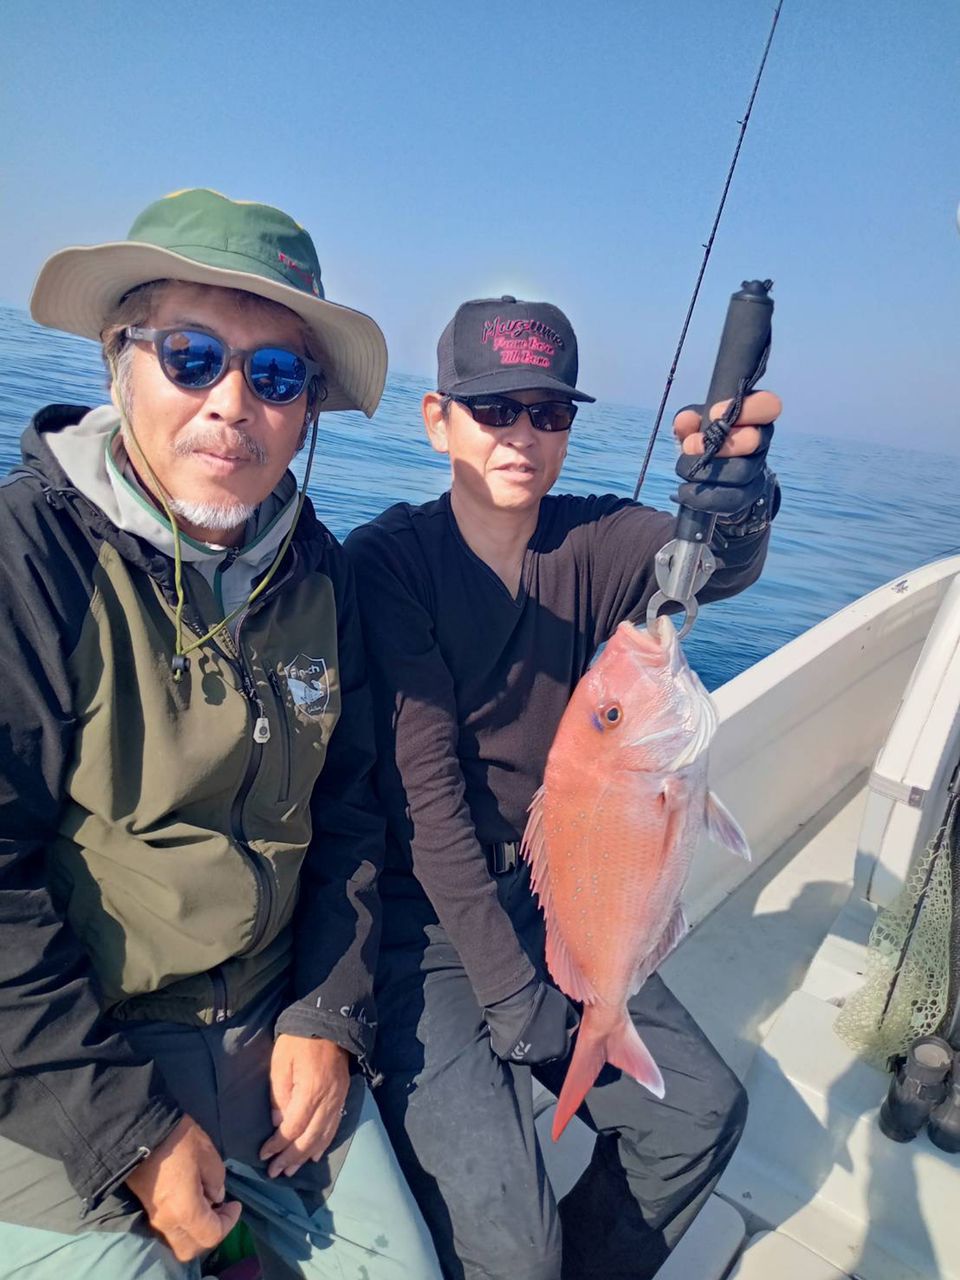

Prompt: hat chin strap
xmin=110 ymin=357 xmax=320 ymax=681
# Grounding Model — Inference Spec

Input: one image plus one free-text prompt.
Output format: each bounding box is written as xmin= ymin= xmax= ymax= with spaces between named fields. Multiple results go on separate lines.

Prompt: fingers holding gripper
xmin=673 ymin=390 xmax=782 ymax=456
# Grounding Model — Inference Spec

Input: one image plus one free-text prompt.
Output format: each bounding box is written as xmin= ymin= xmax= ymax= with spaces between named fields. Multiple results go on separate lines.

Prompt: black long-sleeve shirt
xmin=346 ymin=491 xmax=770 ymax=1007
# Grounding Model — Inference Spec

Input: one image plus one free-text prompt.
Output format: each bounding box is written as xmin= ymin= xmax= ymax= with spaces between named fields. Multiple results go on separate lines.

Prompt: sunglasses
xmin=125 ymin=326 xmax=325 ymax=405
xmin=451 ymin=394 xmax=578 ymax=433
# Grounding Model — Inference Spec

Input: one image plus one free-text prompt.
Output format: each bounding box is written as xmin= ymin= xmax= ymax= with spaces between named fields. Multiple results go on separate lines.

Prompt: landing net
xmin=835 ymin=823 xmax=955 ymax=1067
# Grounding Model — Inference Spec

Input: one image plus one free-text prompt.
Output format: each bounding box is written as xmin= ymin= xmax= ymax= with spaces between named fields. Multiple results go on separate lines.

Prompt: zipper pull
xmin=242 ymin=676 xmax=271 ymax=743
xmin=253 ymin=709 xmax=271 ymax=744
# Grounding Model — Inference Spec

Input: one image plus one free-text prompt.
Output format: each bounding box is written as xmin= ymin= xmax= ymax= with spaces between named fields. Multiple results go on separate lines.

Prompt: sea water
xmin=0 ymin=304 xmax=954 ymax=690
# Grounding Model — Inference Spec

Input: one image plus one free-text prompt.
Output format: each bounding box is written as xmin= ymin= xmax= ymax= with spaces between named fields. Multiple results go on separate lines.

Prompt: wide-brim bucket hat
xmin=30 ymin=188 xmax=387 ymax=417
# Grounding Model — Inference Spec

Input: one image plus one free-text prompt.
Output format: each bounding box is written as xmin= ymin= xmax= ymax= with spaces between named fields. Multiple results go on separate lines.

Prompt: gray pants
xmin=374 ymin=864 xmax=748 ymax=1280
xmin=0 ymin=977 xmax=441 ymax=1279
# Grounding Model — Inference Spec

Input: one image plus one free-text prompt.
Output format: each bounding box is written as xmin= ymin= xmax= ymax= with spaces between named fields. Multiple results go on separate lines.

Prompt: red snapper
xmin=521 ymin=615 xmax=749 ymax=1140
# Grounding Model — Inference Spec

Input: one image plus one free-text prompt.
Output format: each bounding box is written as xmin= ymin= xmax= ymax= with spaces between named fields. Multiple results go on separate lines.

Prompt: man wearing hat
xmin=0 ymin=189 xmax=441 ymax=1277
xmin=345 ymin=296 xmax=781 ymax=1279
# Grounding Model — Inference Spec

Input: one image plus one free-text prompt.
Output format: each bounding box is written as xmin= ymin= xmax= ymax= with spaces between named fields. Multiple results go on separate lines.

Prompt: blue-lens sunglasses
xmin=125 ymin=326 xmax=325 ymax=405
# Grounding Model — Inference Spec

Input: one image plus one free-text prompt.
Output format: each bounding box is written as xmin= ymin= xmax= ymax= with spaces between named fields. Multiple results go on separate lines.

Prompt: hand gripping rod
xmin=646 ymin=279 xmax=774 ymax=637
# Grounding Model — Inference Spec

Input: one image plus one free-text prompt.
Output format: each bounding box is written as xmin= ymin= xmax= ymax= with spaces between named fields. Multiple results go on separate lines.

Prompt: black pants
xmin=373 ymin=863 xmax=748 ymax=1280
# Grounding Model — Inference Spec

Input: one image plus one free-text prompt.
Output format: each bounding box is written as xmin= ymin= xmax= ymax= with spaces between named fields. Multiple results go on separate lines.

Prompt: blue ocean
xmin=0 ymin=303 xmax=955 ymax=690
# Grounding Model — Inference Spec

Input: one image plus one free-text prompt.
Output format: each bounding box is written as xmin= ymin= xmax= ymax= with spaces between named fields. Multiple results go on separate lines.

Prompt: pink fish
xmin=521 ymin=615 xmax=749 ymax=1140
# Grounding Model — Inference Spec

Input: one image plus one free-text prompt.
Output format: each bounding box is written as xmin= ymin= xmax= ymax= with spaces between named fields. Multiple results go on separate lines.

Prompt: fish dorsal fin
xmin=520 ymin=785 xmax=550 ymax=906
xmin=704 ymin=790 xmax=751 ymax=861
xmin=520 ymin=787 xmax=600 ymax=1005
xmin=631 ymin=902 xmax=688 ymax=994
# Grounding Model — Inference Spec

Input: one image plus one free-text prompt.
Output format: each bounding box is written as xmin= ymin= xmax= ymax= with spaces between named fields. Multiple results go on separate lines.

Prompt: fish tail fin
xmin=552 ymin=1028 xmax=606 ymax=1141
xmin=552 ymin=1018 xmax=665 ymax=1142
xmin=606 ymin=1016 xmax=666 ymax=1101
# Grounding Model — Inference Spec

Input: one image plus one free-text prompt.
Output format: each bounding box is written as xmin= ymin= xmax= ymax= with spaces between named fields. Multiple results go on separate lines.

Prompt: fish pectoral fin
xmin=704 ymin=790 xmax=751 ymax=860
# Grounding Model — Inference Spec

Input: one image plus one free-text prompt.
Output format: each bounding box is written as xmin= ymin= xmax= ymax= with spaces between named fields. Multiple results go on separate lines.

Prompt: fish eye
xmin=602 ymin=702 xmax=623 ymax=727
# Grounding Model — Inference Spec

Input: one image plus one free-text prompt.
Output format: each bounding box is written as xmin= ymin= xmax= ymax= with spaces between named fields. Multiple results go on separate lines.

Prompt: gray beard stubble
xmin=119 ymin=391 xmax=268 ymax=535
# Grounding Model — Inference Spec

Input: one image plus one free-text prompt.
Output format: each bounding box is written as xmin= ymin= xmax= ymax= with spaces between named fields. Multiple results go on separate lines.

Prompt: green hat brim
xmin=30 ymin=241 xmax=386 ymax=418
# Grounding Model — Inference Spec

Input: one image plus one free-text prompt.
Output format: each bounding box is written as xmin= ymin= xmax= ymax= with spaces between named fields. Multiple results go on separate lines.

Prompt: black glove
xmin=484 ymin=978 xmax=580 ymax=1065
xmin=715 ymin=465 xmax=780 ymax=537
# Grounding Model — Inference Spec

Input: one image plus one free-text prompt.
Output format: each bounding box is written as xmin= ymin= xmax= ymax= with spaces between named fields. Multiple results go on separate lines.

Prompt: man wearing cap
xmin=0 ymin=189 xmax=441 ymax=1277
xmin=345 ymin=296 xmax=781 ymax=1280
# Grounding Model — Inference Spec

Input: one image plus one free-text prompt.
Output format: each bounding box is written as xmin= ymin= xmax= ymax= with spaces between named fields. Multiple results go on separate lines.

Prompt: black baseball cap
xmin=436 ymin=296 xmax=595 ymax=402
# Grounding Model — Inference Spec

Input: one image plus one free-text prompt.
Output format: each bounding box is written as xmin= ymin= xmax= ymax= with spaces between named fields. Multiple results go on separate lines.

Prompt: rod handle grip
xmin=699 ymin=278 xmax=774 ymax=433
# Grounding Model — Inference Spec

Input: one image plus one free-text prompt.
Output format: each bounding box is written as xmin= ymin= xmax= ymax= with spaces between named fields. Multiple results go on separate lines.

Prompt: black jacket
xmin=0 ymin=406 xmax=384 ymax=1207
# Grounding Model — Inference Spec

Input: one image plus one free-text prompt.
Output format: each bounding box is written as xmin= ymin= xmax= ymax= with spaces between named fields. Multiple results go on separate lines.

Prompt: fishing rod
xmin=634 ymin=0 xmax=785 ymax=502
xmin=640 ymin=4 xmax=785 ymax=638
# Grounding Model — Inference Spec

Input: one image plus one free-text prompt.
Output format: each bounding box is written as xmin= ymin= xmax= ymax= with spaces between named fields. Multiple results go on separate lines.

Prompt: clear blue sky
xmin=2 ymin=1 xmax=958 ymax=450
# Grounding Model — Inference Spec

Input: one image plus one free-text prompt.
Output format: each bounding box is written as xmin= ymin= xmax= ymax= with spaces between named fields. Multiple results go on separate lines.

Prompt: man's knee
xmin=708 ymin=1064 xmax=749 ymax=1163
xmin=614 ymin=1053 xmax=747 ymax=1184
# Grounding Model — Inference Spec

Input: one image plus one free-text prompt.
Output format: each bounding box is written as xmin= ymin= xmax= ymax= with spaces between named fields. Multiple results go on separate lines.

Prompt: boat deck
xmin=661 ymin=776 xmax=867 ymax=1080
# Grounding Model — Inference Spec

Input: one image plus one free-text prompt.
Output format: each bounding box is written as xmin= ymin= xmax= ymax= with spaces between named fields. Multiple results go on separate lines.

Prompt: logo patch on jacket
xmin=282 ymin=653 xmax=331 ymax=717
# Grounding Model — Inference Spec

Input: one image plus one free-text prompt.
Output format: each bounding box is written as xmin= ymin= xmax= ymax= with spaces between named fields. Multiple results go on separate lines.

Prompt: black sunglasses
xmin=125 ymin=326 xmax=325 ymax=406
xmin=451 ymin=394 xmax=577 ymax=434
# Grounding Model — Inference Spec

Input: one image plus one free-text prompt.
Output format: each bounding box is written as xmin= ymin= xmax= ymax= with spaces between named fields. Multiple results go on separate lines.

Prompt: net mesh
xmin=835 ymin=837 xmax=953 ymax=1067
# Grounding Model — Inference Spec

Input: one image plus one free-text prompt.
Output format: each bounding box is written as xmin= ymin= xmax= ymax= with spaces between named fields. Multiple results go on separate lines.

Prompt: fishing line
xmin=633 ymin=0 xmax=785 ymax=501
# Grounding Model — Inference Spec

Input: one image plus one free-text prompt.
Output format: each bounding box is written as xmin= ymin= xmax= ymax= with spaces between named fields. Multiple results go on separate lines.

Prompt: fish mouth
xmin=619 ymin=616 xmax=716 ymax=766
xmin=620 ymin=615 xmax=682 ymax=671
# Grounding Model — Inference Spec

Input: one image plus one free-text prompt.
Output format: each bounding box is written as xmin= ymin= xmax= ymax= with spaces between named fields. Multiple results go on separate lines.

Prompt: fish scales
xmin=521 ymin=615 xmax=750 ymax=1140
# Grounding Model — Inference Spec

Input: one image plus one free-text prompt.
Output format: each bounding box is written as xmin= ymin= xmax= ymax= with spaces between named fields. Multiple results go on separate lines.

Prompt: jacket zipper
xmin=168 ymin=563 xmax=296 ymax=960
xmin=268 ymin=669 xmax=293 ymax=803
xmin=213 ymin=545 xmax=240 ymax=615
xmin=218 ymin=554 xmax=307 ymax=948
xmin=165 ymin=576 xmax=276 ymax=978
xmin=228 ymin=612 xmax=276 ymax=955
xmin=210 ymin=965 xmax=229 ymax=1024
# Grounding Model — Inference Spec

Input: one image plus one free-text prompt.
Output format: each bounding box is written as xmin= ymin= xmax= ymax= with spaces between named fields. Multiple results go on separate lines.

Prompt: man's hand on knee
xmin=259 ymin=1033 xmax=351 ymax=1178
xmin=485 ymin=978 xmax=579 ymax=1065
xmin=125 ymin=1115 xmax=241 ymax=1262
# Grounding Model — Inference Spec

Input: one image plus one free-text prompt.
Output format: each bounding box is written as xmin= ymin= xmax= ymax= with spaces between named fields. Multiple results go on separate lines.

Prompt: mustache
xmin=172 ymin=429 xmax=268 ymax=465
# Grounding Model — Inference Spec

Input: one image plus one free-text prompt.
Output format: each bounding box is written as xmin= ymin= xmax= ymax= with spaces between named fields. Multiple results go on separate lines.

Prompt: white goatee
xmin=167 ymin=496 xmax=257 ymax=534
